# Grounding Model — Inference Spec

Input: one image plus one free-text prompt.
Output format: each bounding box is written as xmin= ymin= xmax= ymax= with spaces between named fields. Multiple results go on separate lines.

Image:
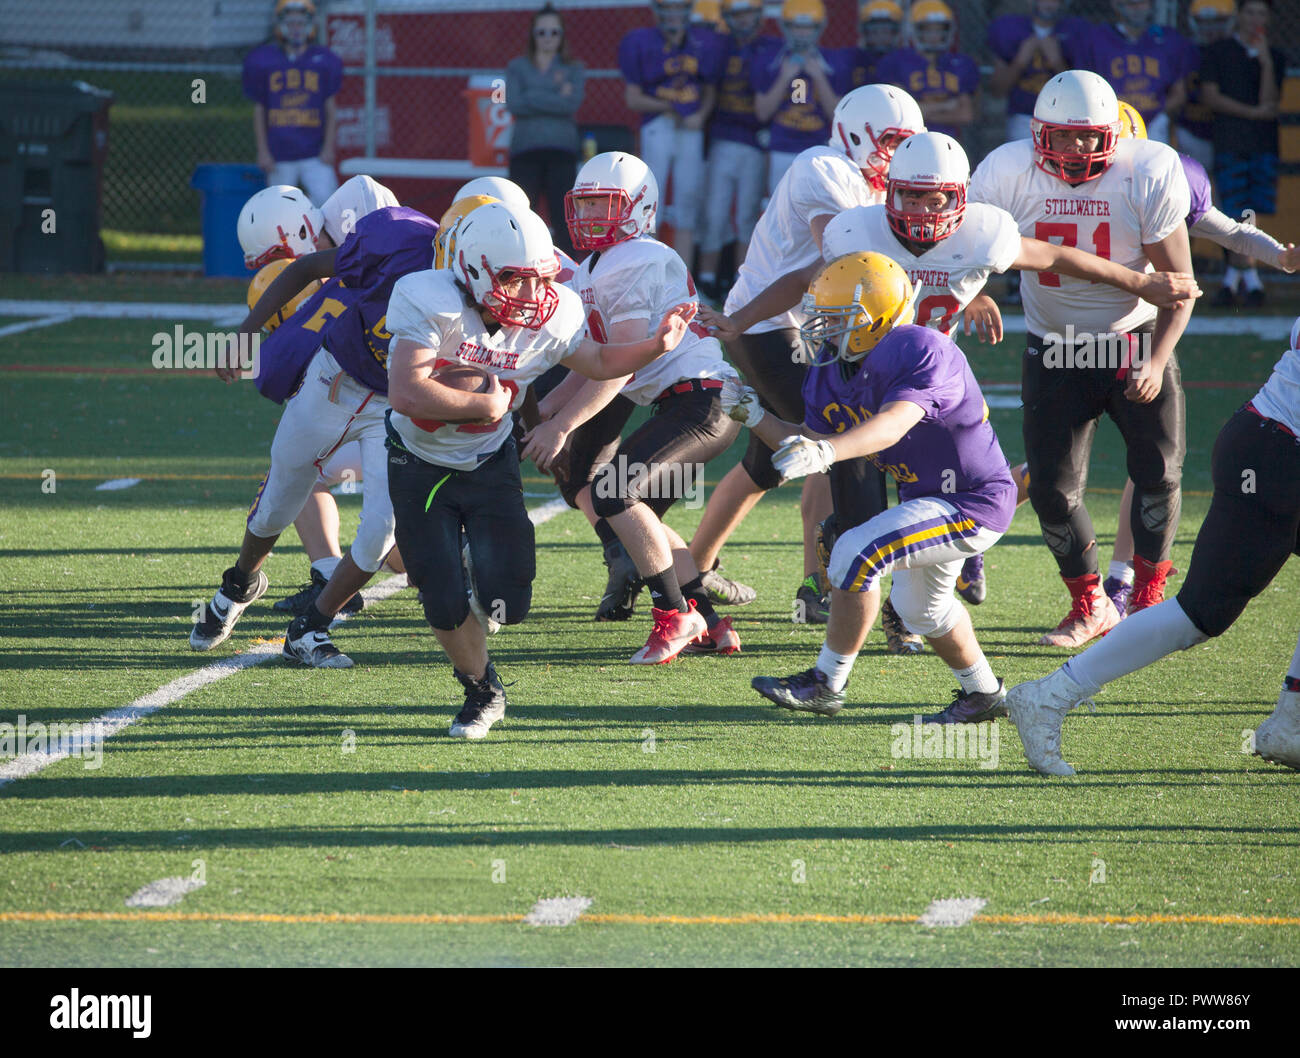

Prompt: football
xmin=431 ymin=362 xmax=492 ymax=392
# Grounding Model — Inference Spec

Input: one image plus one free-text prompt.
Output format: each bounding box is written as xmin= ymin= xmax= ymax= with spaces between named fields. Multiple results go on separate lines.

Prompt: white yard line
xmin=0 ymin=496 xmax=571 ymax=787
xmin=0 ymin=300 xmax=245 ymax=320
xmin=0 ymin=314 xmax=74 ymax=340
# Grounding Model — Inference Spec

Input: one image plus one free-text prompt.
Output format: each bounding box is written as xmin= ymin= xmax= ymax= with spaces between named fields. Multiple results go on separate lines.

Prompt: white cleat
xmin=1255 ymin=690 xmax=1300 ymax=771
xmin=1006 ymin=667 xmax=1092 ymax=777
xmin=282 ymin=625 xmax=354 ymax=669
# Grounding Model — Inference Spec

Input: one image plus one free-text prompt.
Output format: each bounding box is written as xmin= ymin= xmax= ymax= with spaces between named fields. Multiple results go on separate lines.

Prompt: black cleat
xmin=923 ymin=680 xmax=1008 ymax=724
xmin=793 ymin=575 xmax=830 ymax=624
xmin=596 ymin=540 xmax=643 ymax=621
xmin=274 ymin=567 xmax=364 ymax=617
xmin=752 ymin=667 xmax=845 ymax=716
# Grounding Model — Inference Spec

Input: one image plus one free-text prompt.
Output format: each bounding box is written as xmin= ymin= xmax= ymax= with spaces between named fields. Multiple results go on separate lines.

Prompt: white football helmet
xmin=565 ymin=151 xmax=659 ymax=251
xmin=454 ymin=177 xmax=531 ymax=214
xmin=455 ymin=203 xmax=560 ymax=329
xmin=1031 ymin=70 xmax=1121 ymax=184
xmin=319 ymin=174 xmax=399 ymax=246
xmin=831 ymin=84 xmax=925 ymax=192
xmin=886 ymin=131 xmax=969 ymax=245
xmin=237 ymin=185 xmax=323 ymax=270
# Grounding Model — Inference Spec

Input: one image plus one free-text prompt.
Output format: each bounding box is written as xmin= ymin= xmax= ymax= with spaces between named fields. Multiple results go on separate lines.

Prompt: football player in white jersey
xmin=522 ymin=152 xmax=744 ymax=664
xmin=385 ymin=202 xmax=699 ymax=738
xmin=1007 ymin=316 xmax=1300 ymax=776
xmin=967 ymin=69 xmax=1196 ymax=648
xmin=709 ymin=129 xmax=1198 ymax=614
xmin=694 ymin=84 xmax=925 ymax=628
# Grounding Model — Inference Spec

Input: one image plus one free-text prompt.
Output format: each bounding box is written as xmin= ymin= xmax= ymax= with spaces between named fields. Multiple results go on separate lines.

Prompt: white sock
xmin=1223 ymin=266 xmax=1241 ymax=290
xmin=1064 ymin=598 xmax=1207 ymax=696
xmin=817 ymin=643 xmax=856 ymax=692
xmin=1242 ymin=268 xmax=1263 ymax=292
xmin=1108 ymin=560 xmax=1134 ymax=585
xmin=954 ymin=655 xmax=999 ymax=695
xmin=311 ymin=556 xmax=341 ymax=580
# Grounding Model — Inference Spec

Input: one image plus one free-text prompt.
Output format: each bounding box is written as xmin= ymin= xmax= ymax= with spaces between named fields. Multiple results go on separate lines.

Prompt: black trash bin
xmin=0 ymin=80 xmax=114 ymax=274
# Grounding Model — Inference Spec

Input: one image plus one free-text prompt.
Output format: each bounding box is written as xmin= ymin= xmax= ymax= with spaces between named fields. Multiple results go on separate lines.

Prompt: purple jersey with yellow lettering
xmin=802 ymin=325 xmax=1016 ymax=533
xmin=710 ymin=37 xmax=763 ymax=147
xmin=876 ymin=48 xmax=979 ymax=142
xmin=833 ymin=45 xmax=891 ymax=94
xmin=321 ymin=206 xmax=438 ymax=394
xmin=986 ymin=15 xmax=1091 ymax=117
xmin=256 ymin=279 xmax=357 ymax=404
xmin=1181 ymin=152 xmax=1212 ymax=228
xmin=1073 ymin=23 xmax=1189 ymax=125
xmin=241 ymin=43 xmax=343 ymax=162
xmin=751 ymin=38 xmax=850 ymax=154
xmin=619 ymin=26 xmax=722 ymax=125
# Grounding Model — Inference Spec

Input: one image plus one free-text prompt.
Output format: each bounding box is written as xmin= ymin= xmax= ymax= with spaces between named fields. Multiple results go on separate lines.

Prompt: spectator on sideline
xmin=839 ymin=0 xmax=905 ymax=93
xmin=242 ymin=0 xmax=342 ymax=206
xmin=988 ymin=0 xmax=1091 ymax=141
xmin=506 ymin=3 xmax=586 ymax=258
xmin=1073 ymin=0 xmax=1190 ymax=143
xmin=753 ymin=0 xmax=844 ymax=194
xmin=619 ymin=0 xmax=721 ymax=269
xmin=1201 ymin=0 xmax=1285 ymax=307
xmin=698 ymin=0 xmax=766 ymax=302
xmin=877 ymin=0 xmax=978 ymax=144
xmin=1176 ymin=0 xmax=1236 ymax=175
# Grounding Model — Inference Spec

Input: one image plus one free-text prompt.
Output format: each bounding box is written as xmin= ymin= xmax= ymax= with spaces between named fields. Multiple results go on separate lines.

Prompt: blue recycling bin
xmin=191 ymin=163 xmax=265 ymax=277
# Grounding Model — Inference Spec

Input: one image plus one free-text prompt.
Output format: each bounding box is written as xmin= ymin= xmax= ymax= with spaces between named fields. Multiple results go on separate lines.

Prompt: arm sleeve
xmin=1190 ymin=208 xmax=1290 ymax=271
xmin=987 ymin=207 xmax=1024 ymax=274
xmin=820 ymin=209 xmax=862 ymax=263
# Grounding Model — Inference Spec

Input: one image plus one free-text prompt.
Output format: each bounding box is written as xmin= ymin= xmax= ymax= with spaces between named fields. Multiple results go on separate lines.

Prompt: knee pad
xmin=1137 ymin=484 xmax=1181 ymax=538
xmin=350 ymin=505 xmax=396 ymax=574
xmin=893 ymin=591 xmax=961 ymax=640
xmin=740 ymin=433 xmax=783 ymax=492
xmin=422 ymin=585 xmax=469 ymax=632
xmin=590 ymin=463 xmax=636 ymax=520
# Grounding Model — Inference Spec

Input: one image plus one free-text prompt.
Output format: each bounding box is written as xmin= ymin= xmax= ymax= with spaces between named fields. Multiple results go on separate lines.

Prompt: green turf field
xmin=1 ymin=306 xmax=1297 ymax=967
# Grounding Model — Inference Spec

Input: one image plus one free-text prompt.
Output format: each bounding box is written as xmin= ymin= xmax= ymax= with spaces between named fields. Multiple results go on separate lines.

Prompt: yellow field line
xmin=2 ymin=910 xmax=1296 ymax=927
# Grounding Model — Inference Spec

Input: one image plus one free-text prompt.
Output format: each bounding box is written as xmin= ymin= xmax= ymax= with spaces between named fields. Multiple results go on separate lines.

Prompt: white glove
xmin=772 ymin=435 xmax=836 ymax=480
xmin=720 ymin=377 xmax=765 ymax=428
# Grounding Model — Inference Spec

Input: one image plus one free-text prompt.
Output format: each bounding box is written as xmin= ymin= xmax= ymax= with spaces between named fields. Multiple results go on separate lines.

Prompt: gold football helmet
xmin=800 ymin=252 xmax=916 ymax=364
xmin=1116 ymin=100 xmax=1148 ymax=140
xmin=435 ymin=194 xmax=498 ymax=270
xmin=246 ymin=257 xmax=321 ymax=332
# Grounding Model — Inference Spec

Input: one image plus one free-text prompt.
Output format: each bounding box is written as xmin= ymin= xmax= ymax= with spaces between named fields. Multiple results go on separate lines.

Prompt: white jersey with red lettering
xmin=726 ymin=145 xmax=879 ymax=335
xmin=821 ymin=202 xmax=1022 ymax=336
xmin=968 ymin=137 xmax=1188 ymax=338
xmin=1250 ymin=317 xmax=1300 ymax=437
xmin=577 ymin=235 xmax=736 ymax=407
xmin=385 ymin=268 xmax=586 ymax=471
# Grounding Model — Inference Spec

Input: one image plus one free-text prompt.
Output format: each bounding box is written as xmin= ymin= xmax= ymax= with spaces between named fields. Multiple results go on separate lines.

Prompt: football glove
xmin=773 ymin=435 xmax=836 ymax=480
xmin=720 ymin=377 xmax=765 ymax=428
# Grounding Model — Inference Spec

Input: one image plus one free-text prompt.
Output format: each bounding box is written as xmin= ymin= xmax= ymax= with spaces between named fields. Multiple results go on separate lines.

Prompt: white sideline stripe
xmin=0 ymin=299 xmax=246 ymax=321
xmin=525 ymin=895 xmax=593 ymax=927
xmin=0 ymin=314 xmax=74 ymax=339
xmin=95 ymin=477 xmax=143 ymax=492
xmin=125 ymin=877 xmax=206 ymax=908
xmin=0 ymin=496 xmax=572 ymax=788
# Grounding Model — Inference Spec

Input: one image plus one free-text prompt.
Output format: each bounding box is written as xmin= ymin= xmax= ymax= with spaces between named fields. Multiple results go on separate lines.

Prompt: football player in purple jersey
xmin=988 ymin=0 xmax=1092 ymax=142
xmin=728 ymin=252 xmax=1017 ymax=722
xmin=876 ymin=1 xmax=979 ymax=144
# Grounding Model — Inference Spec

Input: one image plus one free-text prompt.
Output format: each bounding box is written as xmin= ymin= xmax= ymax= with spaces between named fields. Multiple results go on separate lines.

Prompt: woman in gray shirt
xmin=506 ymin=3 xmax=586 ymax=257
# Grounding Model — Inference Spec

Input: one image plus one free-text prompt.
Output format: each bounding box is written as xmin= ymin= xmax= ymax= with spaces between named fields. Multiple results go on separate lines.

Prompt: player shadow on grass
xmin=2 ymin=812 xmax=1294 ymax=852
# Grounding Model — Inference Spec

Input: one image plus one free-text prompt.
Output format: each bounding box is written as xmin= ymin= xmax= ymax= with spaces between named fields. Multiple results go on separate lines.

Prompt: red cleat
xmin=1038 ymin=573 xmax=1121 ymax=647
xmin=681 ymin=615 xmax=741 ymax=655
xmin=1129 ymin=555 xmax=1174 ymax=614
xmin=629 ymin=601 xmax=708 ymax=665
